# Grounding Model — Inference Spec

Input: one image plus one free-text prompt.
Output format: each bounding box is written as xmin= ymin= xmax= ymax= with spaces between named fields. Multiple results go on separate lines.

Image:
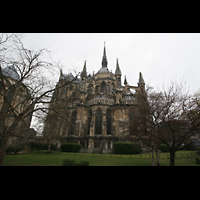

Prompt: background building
xmin=0 ymin=65 xmax=35 ymax=146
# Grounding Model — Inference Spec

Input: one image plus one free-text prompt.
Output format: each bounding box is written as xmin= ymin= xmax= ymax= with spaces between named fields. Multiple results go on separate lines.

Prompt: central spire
xmin=101 ymin=42 xmax=108 ymax=68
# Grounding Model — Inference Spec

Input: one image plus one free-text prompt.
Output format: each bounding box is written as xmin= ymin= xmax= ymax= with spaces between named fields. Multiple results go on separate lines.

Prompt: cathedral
xmin=42 ymin=44 xmax=146 ymax=153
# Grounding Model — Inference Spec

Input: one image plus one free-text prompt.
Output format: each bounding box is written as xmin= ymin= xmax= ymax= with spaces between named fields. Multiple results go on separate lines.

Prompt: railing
xmin=87 ymin=94 xmax=115 ymax=105
xmin=67 ymin=95 xmax=137 ymax=106
xmin=122 ymin=95 xmax=137 ymax=104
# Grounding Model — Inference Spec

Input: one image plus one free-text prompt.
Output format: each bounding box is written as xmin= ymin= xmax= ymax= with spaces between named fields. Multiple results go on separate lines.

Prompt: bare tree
xmin=0 ymin=34 xmax=76 ymax=165
xmin=130 ymin=81 xmax=200 ymax=166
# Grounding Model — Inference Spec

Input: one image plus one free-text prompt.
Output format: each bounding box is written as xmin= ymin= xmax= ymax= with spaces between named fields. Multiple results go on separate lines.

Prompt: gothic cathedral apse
xmin=43 ymin=44 xmax=146 ymax=153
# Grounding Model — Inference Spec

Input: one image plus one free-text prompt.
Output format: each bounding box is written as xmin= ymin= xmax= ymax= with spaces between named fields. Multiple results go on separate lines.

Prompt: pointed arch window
xmin=101 ymin=81 xmax=107 ymax=94
xmin=106 ymin=109 xmax=112 ymax=135
xmin=95 ymin=108 xmax=102 ymax=135
xmin=88 ymin=109 xmax=92 ymax=135
xmin=69 ymin=110 xmax=77 ymax=135
xmin=95 ymin=85 xmax=100 ymax=93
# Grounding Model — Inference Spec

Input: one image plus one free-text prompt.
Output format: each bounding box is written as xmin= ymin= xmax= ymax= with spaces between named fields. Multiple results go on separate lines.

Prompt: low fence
xmin=149 ymin=152 xmax=196 ymax=159
xmin=26 ymin=148 xmax=197 ymax=159
xmin=57 ymin=151 xmax=197 ymax=159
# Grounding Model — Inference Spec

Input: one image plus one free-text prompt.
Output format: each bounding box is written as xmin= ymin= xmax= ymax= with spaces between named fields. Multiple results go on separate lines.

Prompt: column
xmin=105 ymin=140 xmax=108 ymax=149
xmin=88 ymin=139 xmax=94 ymax=149
xmin=111 ymin=140 xmax=113 ymax=149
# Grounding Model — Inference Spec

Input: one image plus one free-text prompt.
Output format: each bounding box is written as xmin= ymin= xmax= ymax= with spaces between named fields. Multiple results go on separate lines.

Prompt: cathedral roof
xmin=98 ymin=67 xmax=110 ymax=74
xmin=2 ymin=65 xmax=20 ymax=81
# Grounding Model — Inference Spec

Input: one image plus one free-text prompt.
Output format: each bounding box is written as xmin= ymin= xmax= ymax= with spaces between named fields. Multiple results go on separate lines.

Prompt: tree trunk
xmin=156 ymin=146 xmax=160 ymax=166
xmin=152 ymin=148 xmax=155 ymax=166
xmin=47 ymin=144 xmax=51 ymax=153
xmin=0 ymin=134 xmax=9 ymax=166
xmin=170 ymin=151 xmax=175 ymax=166
xmin=47 ymin=137 xmax=51 ymax=153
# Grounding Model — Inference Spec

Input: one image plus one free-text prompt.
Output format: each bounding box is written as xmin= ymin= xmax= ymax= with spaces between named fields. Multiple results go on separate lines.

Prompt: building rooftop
xmin=2 ymin=65 xmax=20 ymax=81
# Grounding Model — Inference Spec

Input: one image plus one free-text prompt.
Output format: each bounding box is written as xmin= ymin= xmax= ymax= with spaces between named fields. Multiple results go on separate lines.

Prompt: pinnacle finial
xmin=124 ymin=75 xmax=128 ymax=85
xmin=115 ymin=58 xmax=121 ymax=76
xmin=138 ymin=72 xmax=145 ymax=85
xmin=81 ymin=60 xmax=87 ymax=78
xmin=102 ymin=42 xmax=108 ymax=68
xmin=59 ymin=69 xmax=63 ymax=80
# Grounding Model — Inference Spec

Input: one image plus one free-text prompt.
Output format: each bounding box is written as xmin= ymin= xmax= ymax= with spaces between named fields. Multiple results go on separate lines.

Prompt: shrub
xmin=61 ymin=143 xmax=81 ymax=153
xmin=28 ymin=141 xmax=39 ymax=150
xmin=62 ymin=159 xmax=76 ymax=166
xmin=6 ymin=146 xmax=14 ymax=154
xmin=159 ymin=144 xmax=170 ymax=152
xmin=28 ymin=142 xmax=57 ymax=151
xmin=13 ymin=146 xmax=23 ymax=154
xmin=6 ymin=145 xmax=23 ymax=154
xmin=113 ymin=142 xmax=142 ymax=154
xmin=62 ymin=159 xmax=89 ymax=166
xmin=132 ymin=143 xmax=142 ymax=154
xmin=197 ymin=150 xmax=200 ymax=156
xmin=195 ymin=156 xmax=200 ymax=164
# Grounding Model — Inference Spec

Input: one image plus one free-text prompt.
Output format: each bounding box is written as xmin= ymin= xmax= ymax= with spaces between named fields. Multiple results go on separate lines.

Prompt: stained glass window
xmin=95 ymin=108 xmax=102 ymax=135
xmin=88 ymin=109 xmax=92 ymax=135
xmin=101 ymin=81 xmax=107 ymax=94
xmin=69 ymin=110 xmax=77 ymax=135
xmin=106 ymin=109 xmax=111 ymax=135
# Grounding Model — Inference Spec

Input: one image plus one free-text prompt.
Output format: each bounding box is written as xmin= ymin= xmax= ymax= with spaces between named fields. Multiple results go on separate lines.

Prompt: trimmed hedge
xmin=61 ymin=143 xmax=81 ymax=153
xmin=28 ymin=142 xmax=57 ymax=151
xmin=195 ymin=156 xmax=200 ymax=164
xmin=6 ymin=145 xmax=23 ymax=154
xmin=63 ymin=159 xmax=89 ymax=166
xmin=113 ymin=142 xmax=142 ymax=154
xmin=159 ymin=144 xmax=170 ymax=152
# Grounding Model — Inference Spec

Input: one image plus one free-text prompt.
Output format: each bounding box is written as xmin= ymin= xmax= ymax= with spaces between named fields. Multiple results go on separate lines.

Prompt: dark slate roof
xmin=2 ymin=65 xmax=20 ymax=81
xmin=97 ymin=66 xmax=110 ymax=74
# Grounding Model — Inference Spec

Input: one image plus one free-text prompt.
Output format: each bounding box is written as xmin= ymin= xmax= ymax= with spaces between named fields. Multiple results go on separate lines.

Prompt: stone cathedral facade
xmin=42 ymin=44 xmax=146 ymax=153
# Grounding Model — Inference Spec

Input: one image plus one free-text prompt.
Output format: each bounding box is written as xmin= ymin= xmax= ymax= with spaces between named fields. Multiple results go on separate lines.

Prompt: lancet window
xmin=95 ymin=108 xmax=102 ymax=135
xmin=106 ymin=109 xmax=111 ymax=135
xmin=69 ymin=110 xmax=77 ymax=135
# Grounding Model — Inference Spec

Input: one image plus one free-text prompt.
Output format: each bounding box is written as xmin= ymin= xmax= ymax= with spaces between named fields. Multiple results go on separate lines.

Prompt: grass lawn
xmin=3 ymin=150 xmax=200 ymax=166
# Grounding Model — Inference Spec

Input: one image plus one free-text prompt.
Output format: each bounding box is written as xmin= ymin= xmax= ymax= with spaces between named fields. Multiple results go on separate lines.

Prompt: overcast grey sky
xmin=22 ymin=33 xmax=200 ymax=94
